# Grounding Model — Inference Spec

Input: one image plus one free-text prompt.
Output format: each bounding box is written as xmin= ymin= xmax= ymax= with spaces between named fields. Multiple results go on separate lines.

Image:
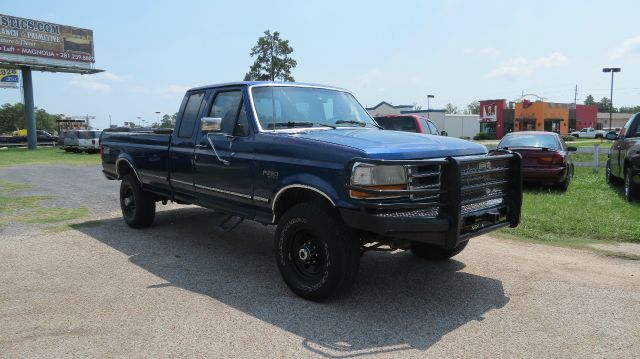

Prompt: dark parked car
xmin=606 ymin=113 xmax=640 ymax=201
xmin=374 ymin=115 xmax=442 ymax=135
xmin=495 ymin=131 xmax=576 ymax=190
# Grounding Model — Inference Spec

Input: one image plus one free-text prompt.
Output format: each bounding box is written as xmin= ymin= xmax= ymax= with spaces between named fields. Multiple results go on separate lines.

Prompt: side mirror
xmin=567 ymin=146 xmax=577 ymax=152
xmin=440 ymin=130 xmax=448 ymax=136
xmin=605 ymin=131 xmax=618 ymax=141
xmin=200 ymin=117 xmax=222 ymax=133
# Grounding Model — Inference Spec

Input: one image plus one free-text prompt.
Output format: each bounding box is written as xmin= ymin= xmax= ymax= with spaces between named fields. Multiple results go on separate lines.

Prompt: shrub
xmin=473 ymin=132 xmax=491 ymax=140
xmin=562 ymin=135 xmax=576 ymax=142
xmin=459 ymin=136 xmax=471 ymax=140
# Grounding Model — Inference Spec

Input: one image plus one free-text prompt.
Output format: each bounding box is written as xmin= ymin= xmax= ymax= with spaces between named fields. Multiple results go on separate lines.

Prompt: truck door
xmin=169 ymin=91 xmax=206 ymax=202
xmin=193 ymin=89 xmax=255 ymax=218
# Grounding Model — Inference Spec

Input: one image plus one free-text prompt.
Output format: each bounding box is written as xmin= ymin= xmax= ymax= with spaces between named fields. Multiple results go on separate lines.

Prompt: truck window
xmin=427 ymin=121 xmax=439 ymax=135
xmin=178 ymin=92 xmax=205 ymax=138
xmin=209 ymin=91 xmax=243 ymax=135
xmin=375 ymin=116 xmax=419 ymax=132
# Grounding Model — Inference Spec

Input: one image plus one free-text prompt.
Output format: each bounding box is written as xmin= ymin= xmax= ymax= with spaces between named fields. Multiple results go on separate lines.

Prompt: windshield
xmin=498 ymin=134 xmax=560 ymax=150
xmin=251 ymin=86 xmax=378 ymax=130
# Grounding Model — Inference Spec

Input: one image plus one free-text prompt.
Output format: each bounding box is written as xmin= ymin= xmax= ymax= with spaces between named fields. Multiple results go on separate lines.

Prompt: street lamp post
xmin=427 ymin=94 xmax=434 ymax=119
xmin=602 ymin=67 xmax=621 ymax=130
xmin=155 ymin=111 xmax=161 ymax=126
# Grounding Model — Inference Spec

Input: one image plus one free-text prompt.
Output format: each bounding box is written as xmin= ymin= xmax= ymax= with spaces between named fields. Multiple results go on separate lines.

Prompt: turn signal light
xmin=350 ymin=184 xmax=407 ymax=199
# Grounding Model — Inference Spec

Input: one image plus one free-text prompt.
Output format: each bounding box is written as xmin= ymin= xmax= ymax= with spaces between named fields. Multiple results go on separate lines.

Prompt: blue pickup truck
xmin=101 ymin=81 xmax=522 ymax=300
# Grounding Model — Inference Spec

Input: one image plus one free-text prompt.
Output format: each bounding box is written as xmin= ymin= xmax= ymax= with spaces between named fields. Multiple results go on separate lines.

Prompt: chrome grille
xmin=407 ymin=164 xmax=441 ymax=201
xmin=459 ymin=158 xmax=511 ymax=214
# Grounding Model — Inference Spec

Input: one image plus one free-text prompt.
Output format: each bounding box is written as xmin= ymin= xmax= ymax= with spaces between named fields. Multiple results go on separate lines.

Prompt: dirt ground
xmin=1 ymin=165 xmax=639 ymax=358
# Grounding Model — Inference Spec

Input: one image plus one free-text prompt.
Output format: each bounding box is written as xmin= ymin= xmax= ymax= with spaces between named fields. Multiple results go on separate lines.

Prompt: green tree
xmin=465 ymin=101 xmax=480 ymax=114
xmin=244 ymin=30 xmax=297 ymax=81
xmin=445 ymin=103 xmax=459 ymax=114
xmin=0 ymin=102 xmax=24 ymax=133
xmin=159 ymin=114 xmax=173 ymax=128
xmin=584 ymin=94 xmax=595 ymax=106
xmin=0 ymin=103 xmax=62 ymax=134
xmin=597 ymin=97 xmax=617 ymax=113
xmin=618 ymin=105 xmax=640 ymax=113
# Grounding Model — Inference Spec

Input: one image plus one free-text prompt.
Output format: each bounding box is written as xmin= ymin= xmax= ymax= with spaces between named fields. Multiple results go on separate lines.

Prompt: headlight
xmin=350 ymin=164 xmax=407 ymax=199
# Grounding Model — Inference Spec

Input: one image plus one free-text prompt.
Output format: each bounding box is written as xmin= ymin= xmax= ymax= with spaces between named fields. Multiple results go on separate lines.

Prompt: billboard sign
xmin=0 ymin=67 xmax=19 ymax=88
xmin=0 ymin=14 xmax=94 ymax=70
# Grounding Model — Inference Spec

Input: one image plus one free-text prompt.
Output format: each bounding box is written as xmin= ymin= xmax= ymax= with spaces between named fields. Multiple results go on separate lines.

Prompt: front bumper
xmin=341 ymin=153 xmax=522 ymax=249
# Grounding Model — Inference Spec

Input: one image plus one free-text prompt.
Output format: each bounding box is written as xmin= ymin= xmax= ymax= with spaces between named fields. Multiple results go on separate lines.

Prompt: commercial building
xmin=478 ymin=98 xmax=597 ymax=139
xmin=597 ymin=112 xmax=634 ymax=130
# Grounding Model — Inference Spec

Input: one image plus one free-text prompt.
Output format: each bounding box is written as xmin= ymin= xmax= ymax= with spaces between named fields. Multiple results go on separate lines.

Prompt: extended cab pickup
xmin=606 ymin=113 xmax=640 ymax=201
xmin=570 ymin=127 xmax=605 ymax=139
xmin=101 ymin=81 xmax=522 ymax=300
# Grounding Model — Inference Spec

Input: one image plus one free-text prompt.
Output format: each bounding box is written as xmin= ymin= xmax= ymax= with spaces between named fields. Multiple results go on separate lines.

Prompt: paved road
xmin=1 ymin=165 xmax=639 ymax=358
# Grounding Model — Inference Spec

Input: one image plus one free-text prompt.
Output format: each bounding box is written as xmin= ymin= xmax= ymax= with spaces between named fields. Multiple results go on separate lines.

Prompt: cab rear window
xmin=375 ymin=117 xmax=418 ymax=132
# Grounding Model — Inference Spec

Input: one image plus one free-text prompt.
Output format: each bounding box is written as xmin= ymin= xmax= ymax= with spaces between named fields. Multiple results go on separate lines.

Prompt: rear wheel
xmin=411 ymin=240 xmax=468 ymax=261
xmin=557 ymin=165 xmax=574 ymax=191
xmin=624 ymin=167 xmax=637 ymax=202
xmin=275 ymin=202 xmax=360 ymax=301
xmin=120 ymin=174 xmax=156 ymax=228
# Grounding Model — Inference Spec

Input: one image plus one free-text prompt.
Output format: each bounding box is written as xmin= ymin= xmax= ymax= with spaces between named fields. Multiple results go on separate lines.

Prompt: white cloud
xmin=464 ymin=47 xmax=502 ymax=57
xmin=485 ymin=52 xmax=569 ymax=79
xmin=68 ymin=71 xmax=125 ymax=93
xmin=608 ymin=36 xmax=640 ymax=61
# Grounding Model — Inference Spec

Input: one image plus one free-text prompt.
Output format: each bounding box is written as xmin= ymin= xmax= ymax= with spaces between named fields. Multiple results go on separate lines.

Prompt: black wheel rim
xmin=122 ymin=184 xmax=136 ymax=217
xmin=289 ymin=229 xmax=326 ymax=279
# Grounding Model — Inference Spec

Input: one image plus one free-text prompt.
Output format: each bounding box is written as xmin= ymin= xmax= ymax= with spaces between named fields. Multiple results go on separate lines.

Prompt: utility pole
xmin=574 ymin=84 xmax=578 ymax=108
xmin=427 ymin=94 xmax=434 ymax=119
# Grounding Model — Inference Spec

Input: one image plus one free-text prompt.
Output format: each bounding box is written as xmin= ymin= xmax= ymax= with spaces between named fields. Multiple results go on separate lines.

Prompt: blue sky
xmin=1 ymin=0 xmax=639 ymax=129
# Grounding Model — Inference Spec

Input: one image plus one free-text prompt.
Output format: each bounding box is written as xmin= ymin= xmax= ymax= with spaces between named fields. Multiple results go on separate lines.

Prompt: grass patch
xmin=0 ymin=179 xmax=31 ymax=192
xmin=0 ymin=147 xmax=100 ymax=167
xmin=499 ymin=167 xmax=640 ymax=244
xmin=0 ymin=195 xmax=56 ymax=212
xmin=572 ymin=153 xmax=608 ymax=163
xmin=0 ymin=194 xmax=90 ymax=229
xmin=22 ymin=207 xmax=90 ymax=224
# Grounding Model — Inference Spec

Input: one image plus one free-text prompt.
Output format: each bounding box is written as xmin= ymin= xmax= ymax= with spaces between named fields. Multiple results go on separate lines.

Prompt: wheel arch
xmin=272 ymin=184 xmax=336 ymax=224
xmin=115 ymin=157 xmax=141 ymax=183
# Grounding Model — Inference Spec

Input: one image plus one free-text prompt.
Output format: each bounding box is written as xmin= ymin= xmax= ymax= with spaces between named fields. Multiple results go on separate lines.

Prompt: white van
xmin=77 ymin=130 xmax=102 ymax=153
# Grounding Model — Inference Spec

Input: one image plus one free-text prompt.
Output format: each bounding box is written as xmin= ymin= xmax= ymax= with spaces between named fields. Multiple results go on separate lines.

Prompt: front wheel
xmin=624 ymin=167 xmax=638 ymax=202
xmin=120 ymin=174 xmax=156 ymax=228
xmin=411 ymin=240 xmax=468 ymax=261
xmin=275 ymin=202 xmax=360 ymax=301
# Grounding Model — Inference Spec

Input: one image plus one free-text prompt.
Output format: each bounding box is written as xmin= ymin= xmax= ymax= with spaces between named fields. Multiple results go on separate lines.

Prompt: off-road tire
xmin=411 ymin=240 xmax=469 ymax=261
xmin=624 ymin=167 xmax=637 ymax=202
xmin=120 ymin=174 xmax=156 ymax=228
xmin=275 ymin=202 xmax=360 ymax=301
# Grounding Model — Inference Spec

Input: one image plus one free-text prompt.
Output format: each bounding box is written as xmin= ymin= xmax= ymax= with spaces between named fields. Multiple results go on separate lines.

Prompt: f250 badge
xmin=262 ymin=170 xmax=279 ymax=180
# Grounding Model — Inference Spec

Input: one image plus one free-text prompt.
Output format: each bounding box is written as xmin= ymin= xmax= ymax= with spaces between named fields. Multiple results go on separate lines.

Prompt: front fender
xmin=273 ymin=173 xmax=342 ymax=207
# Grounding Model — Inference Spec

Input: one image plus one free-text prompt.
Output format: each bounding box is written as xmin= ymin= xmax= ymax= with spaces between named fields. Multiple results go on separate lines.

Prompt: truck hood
xmin=284 ymin=129 xmax=487 ymax=159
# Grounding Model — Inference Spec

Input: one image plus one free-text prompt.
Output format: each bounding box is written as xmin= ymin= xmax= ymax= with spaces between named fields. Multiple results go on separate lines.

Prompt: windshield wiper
xmin=335 ymin=120 xmax=382 ymax=129
xmin=269 ymin=121 xmax=336 ymax=130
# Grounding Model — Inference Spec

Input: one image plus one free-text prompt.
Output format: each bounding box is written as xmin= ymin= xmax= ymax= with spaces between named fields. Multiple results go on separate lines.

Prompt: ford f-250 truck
xmin=101 ymin=81 xmax=522 ymax=301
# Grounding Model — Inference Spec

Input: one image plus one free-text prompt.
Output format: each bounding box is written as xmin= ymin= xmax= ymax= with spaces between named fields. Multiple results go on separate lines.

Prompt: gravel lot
xmin=1 ymin=164 xmax=639 ymax=358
